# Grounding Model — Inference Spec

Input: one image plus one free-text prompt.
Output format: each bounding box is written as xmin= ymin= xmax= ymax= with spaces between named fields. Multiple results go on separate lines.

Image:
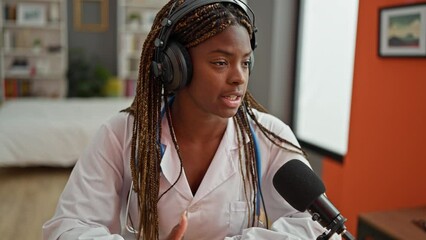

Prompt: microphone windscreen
xmin=272 ymin=159 xmax=326 ymax=212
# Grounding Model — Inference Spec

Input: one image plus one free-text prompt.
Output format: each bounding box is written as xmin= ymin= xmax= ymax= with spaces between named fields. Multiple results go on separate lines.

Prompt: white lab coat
xmin=43 ymin=109 xmax=341 ymax=240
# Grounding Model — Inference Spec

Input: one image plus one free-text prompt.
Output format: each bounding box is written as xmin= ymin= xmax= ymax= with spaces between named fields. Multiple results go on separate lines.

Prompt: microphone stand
xmin=315 ymin=214 xmax=356 ymax=240
xmin=307 ymin=195 xmax=356 ymax=240
xmin=317 ymin=230 xmax=355 ymax=240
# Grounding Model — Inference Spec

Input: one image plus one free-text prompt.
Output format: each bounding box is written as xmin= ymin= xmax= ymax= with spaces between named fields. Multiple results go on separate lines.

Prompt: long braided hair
xmin=123 ymin=1 xmax=306 ymax=239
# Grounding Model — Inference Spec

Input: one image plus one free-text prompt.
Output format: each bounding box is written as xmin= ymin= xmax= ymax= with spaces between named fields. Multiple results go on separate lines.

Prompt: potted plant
xmin=67 ymin=49 xmax=113 ymax=98
xmin=128 ymin=12 xmax=141 ymax=30
xmin=32 ymin=38 xmax=42 ymax=54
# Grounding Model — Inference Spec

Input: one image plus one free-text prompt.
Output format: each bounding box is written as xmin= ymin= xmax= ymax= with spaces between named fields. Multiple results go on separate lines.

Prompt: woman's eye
xmin=212 ymin=61 xmax=227 ymax=66
xmin=243 ymin=60 xmax=252 ymax=68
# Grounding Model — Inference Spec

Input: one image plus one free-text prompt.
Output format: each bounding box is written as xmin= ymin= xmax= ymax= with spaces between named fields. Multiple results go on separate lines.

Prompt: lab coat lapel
xmin=192 ymin=118 xmax=240 ymax=202
xmin=159 ymin=117 xmax=193 ymax=200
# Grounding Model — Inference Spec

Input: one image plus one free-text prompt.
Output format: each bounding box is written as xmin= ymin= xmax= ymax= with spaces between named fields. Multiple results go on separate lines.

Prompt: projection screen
xmin=293 ymin=0 xmax=359 ymax=161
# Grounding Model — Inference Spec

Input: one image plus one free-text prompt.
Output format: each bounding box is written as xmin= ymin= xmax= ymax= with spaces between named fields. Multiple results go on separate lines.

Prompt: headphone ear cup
xmin=249 ymin=52 xmax=255 ymax=74
xmin=161 ymin=41 xmax=192 ymax=92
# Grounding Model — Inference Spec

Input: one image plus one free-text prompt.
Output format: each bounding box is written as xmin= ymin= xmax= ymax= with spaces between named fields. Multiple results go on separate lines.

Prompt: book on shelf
xmin=3 ymin=3 xmax=17 ymax=21
xmin=20 ymin=80 xmax=31 ymax=97
xmin=4 ymin=78 xmax=32 ymax=98
xmin=4 ymin=79 xmax=18 ymax=98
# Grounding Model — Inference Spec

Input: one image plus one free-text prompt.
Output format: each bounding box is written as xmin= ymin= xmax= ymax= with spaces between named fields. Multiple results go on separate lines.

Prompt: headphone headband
xmin=155 ymin=0 xmax=257 ymax=52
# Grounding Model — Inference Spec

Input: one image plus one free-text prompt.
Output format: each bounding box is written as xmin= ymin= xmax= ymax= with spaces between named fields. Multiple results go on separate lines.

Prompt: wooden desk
xmin=357 ymin=206 xmax=426 ymax=240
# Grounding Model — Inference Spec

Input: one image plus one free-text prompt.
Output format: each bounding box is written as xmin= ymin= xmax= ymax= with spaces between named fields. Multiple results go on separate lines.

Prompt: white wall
xmin=247 ymin=0 xmax=298 ymax=124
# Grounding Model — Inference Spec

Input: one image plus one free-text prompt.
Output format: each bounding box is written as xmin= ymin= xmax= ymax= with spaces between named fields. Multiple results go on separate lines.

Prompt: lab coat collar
xmin=159 ymin=116 xmax=249 ymax=201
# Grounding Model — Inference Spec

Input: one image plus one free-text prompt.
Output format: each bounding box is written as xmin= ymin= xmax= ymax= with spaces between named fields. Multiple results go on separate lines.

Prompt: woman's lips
xmin=222 ymin=95 xmax=241 ymax=108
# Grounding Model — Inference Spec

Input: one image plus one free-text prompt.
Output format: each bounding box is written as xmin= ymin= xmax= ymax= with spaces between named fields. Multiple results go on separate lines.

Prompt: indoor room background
xmin=0 ymin=0 xmax=425 ymax=239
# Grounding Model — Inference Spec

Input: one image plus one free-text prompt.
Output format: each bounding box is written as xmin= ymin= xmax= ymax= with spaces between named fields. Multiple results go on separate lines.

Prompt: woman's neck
xmin=170 ymin=98 xmax=228 ymax=143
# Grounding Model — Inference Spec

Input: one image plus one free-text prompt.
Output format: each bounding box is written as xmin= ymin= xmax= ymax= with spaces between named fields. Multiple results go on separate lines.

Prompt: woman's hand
xmin=167 ymin=211 xmax=188 ymax=240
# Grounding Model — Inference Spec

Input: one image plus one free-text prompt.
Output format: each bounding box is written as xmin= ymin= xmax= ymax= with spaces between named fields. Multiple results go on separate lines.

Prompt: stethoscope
xmin=124 ymin=100 xmax=263 ymax=234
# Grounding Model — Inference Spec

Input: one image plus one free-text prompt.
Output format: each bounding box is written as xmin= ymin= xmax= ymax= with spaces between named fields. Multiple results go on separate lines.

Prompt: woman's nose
xmin=228 ymin=64 xmax=248 ymax=85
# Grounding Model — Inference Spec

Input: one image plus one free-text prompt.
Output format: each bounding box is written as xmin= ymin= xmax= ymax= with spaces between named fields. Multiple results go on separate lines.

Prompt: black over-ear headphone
xmin=151 ymin=0 xmax=257 ymax=92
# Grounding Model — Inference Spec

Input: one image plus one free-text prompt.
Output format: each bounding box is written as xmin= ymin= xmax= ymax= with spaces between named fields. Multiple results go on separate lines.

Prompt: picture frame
xmin=17 ymin=3 xmax=46 ymax=26
xmin=73 ymin=0 xmax=109 ymax=32
xmin=379 ymin=3 xmax=426 ymax=57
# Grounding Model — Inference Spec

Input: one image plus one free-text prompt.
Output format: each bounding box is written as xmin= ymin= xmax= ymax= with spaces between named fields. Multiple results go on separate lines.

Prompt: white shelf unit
xmin=0 ymin=0 xmax=67 ymax=100
xmin=117 ymin=0 xmax=166 ymax=96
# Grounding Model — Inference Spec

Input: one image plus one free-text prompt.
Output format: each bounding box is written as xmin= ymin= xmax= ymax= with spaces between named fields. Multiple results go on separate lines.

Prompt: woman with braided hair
xmin=44 ymin=1 xmax=341 ymax=240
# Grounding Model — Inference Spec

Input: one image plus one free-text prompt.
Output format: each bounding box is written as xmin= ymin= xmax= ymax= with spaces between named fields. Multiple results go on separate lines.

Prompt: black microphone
xmin=272 ymin=159 xmax=355 ymax=240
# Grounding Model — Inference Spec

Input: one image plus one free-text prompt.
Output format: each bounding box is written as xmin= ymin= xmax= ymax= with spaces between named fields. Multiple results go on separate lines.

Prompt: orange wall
xmin=321 ymin=0 xmax=426 ymax=235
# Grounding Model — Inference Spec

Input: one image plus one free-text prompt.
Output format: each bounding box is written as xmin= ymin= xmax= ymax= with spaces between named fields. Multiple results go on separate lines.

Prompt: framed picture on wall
xmin=379 ymin=3 xmax=426 ymax=57
xmin=17 ymin=3 xmax=46 ymax=26
xmin=73 ymin=0 xmax=109 ymax=32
